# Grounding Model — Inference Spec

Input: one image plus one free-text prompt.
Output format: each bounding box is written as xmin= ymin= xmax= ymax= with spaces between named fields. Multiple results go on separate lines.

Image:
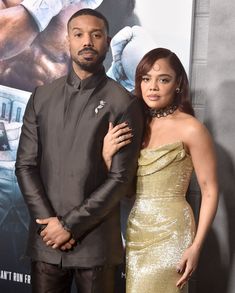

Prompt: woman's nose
xmin=149 ymin=80 xmax=159 ymax=91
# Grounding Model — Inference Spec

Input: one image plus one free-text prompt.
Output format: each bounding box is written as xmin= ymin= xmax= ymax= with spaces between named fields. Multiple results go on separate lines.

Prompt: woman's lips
xmin=147 ymin=95 xmax=160 ymax=101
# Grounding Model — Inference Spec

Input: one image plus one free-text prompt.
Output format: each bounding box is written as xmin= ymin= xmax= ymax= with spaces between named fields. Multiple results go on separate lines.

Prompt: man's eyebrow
xmin=71 ymin=27 xmax=104 ymax=33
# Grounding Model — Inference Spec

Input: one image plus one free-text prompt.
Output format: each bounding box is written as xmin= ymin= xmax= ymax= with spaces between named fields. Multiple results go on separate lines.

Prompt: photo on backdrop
xmin=0 ymin=0 xmax=194 ymax=291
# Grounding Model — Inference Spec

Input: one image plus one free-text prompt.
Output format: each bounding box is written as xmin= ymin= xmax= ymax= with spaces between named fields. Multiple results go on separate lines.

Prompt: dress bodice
xmin=136 ymin=141 xmax=193 ymax=198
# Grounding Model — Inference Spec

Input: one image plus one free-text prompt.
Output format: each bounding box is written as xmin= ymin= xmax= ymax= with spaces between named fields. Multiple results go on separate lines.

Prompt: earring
xmin=176 ymin=88 xmax=180 ymax=93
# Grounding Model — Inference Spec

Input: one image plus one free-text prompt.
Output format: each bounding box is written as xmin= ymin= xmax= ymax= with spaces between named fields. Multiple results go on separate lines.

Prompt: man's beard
xmin=75 ymin=48 xmax=107 ymax=73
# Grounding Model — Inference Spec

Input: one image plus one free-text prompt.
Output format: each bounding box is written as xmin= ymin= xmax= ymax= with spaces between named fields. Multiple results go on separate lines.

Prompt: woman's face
xmin=140 ymin=58 xmax=178 ymax=109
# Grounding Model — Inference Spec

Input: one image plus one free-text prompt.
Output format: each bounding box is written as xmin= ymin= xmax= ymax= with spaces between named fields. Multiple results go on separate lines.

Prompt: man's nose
xmin=83 ymin=34 xmax=93 ymax=47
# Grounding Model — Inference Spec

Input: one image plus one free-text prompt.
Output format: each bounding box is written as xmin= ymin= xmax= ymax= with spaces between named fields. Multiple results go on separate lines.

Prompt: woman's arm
xmin=102 ymin=121 xmax=133 ymax=169
xmin=176 ymin=120 xmax=218 ymax=289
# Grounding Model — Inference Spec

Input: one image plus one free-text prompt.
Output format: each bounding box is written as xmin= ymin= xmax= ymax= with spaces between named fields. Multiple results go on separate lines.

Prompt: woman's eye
xmin=159 ymin=78 xmax=169 ymax=84
xmin=142 ymin=76 xmax=150 ymax=82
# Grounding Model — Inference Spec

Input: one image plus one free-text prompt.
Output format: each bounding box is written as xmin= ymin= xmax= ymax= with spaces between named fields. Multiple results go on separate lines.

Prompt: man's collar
xmin=67 ymin=66 xmax=106 ymax=90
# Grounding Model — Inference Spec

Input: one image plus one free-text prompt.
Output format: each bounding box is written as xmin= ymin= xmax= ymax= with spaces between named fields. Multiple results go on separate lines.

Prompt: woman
xmin=102 ymin=48 xmax=218 ymax=292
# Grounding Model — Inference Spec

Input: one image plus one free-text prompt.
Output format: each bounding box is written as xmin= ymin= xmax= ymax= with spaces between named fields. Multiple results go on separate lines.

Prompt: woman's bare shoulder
xmin=175 ymin=112 xmax=212 ymax=146
xmin=177 ymin=112 xmax=206 ymax=132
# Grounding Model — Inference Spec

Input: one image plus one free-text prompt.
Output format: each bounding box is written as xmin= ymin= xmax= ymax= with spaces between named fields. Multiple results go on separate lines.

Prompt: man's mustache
xmin=78 ymin=48 xmax=98 ymax=55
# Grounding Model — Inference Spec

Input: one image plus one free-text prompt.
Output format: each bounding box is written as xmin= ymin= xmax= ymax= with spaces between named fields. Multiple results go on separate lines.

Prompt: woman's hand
xmin=176 ymin=244 xmax=200 ymax=289
xmin=102 ymin=122 xmax=133 ymax=169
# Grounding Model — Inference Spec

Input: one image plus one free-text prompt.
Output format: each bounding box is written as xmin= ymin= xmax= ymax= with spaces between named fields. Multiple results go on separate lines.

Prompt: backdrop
xmin=195 ymin=1 xmax=235 ymax=292
xmin=0 ymin=0 xmax=194 ymax=291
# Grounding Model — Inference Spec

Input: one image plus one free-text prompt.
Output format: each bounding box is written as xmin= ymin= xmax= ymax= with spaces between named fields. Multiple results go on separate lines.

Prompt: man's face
xmin=67 ymin=15 xmax=110 ymax=73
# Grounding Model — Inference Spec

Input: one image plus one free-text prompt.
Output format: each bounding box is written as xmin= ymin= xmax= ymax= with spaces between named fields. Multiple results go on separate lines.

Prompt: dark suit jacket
xmin=15 ymin=67 xmax=144 ymax=267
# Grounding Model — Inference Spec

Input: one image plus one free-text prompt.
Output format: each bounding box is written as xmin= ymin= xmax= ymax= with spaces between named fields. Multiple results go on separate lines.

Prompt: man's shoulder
xmin=101 ymin=77 xmax=144 ymax=117
xmin=105 ymin=76 xmax=131 ymax=92
xmin=30 ymin=76 xmax=67 ymax=111
xmin=35 ymin=76 xmax=66 ymax=93
xmin=104 ymin=76 xmax=135 ymax=102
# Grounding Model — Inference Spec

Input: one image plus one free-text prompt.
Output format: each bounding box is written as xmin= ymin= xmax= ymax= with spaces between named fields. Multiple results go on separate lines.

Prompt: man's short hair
xmin=67 ymin=8 xmax=109 ymax=33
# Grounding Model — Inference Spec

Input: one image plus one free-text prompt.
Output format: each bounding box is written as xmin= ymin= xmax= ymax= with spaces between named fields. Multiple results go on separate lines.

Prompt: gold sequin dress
xmin=126 ymin=142 xmax=196 ymax=293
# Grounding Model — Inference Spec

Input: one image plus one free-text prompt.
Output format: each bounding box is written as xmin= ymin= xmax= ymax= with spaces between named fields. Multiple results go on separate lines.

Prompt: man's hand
xmin=60 ymin=238 xmax=76 ymax=251
xmin=36 ymin=217 xmax=72 ymax=249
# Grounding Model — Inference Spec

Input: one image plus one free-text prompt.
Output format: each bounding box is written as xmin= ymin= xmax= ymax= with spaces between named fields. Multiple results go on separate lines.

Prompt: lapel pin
xmin=95 ymin=100 xmax=106 ymax=114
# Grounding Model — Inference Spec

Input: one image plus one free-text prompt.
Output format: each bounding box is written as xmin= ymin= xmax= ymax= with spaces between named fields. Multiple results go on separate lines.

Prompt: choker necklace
xmin=148 ymin=104 xmax=178 ymax=118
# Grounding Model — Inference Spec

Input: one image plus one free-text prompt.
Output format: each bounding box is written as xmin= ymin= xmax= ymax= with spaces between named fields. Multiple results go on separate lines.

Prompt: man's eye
xmin=93 ymin=34 xmax=102 ymax=38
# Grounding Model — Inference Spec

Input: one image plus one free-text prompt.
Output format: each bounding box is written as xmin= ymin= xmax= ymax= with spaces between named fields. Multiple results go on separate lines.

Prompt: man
xmin=15 ymin=8 xmax=144 ymax=293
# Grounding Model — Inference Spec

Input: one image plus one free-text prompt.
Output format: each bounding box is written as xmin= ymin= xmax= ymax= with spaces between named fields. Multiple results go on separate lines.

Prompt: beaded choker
xmin=148 ymin=104 xmax=178 ymax=118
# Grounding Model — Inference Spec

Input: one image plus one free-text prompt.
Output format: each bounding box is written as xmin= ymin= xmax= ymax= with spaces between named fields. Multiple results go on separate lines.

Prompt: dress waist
xmin=135 ymin=193 xmax=186 ymax=200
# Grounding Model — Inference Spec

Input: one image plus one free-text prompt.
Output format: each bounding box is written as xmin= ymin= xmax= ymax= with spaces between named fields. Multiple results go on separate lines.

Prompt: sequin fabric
xmin=126 ymin=142 xmax=196 ymax=293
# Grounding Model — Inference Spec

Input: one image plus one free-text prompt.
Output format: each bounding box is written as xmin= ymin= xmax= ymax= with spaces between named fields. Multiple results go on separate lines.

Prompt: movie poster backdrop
xmin=0 ymin=0 xmax=194 ymax=291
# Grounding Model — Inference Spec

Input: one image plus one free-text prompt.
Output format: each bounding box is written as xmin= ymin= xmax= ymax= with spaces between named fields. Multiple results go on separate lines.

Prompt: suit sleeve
xmin=62 ymin=97 xmax=144 ymax=240
xmin=15 ymin=91 xmax=55 ymax=219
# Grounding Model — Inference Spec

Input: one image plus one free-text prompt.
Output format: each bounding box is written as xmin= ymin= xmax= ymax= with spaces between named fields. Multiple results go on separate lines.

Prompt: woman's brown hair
xmin=134 ymin=48 xmax=194 ymax=145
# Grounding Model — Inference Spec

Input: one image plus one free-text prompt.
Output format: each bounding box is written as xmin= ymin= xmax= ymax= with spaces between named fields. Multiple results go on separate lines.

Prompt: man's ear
xmin=107 ymin=36 xmax=111 ymax=47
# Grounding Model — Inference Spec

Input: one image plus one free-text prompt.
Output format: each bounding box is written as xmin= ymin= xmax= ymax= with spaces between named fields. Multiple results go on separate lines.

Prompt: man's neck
xmin=73 ymin=64 xmax=102 ymax=80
